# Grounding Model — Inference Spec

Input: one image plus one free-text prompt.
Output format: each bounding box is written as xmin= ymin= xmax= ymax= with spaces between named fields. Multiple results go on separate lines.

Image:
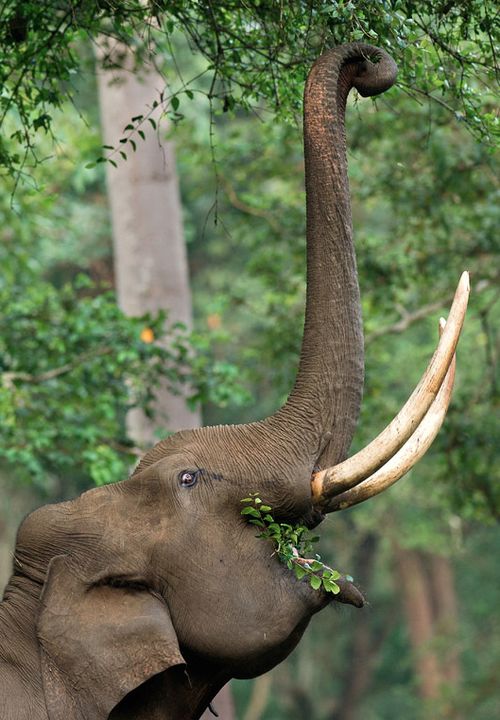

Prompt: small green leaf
xmin=310 ymin=575 xmax=322 ymax=591
xmin=241 ymin=507 xmax=260 ymax=518
xmin=294 ymin=566 xmax=307 ymax=580
xmin=171 ymin=96 xmax=180 ymax=111
xmin=310 ymin=560 xmax=323 ymax=572
xmin=329 ymin=580 xmax=341 ymax=594
xmin=322 ymin=578 xmax=340 ymax=593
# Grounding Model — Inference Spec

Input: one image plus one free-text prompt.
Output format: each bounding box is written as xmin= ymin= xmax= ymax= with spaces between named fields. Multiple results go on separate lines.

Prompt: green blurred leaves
xmin=0 ymin=1 xmax=497 ymax=179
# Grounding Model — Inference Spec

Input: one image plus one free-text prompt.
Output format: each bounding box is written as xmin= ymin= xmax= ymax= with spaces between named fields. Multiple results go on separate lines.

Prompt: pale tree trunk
xmin=243 ymin=674 xmax=272 ymax=720
xmin=96 ymin=42 xmax=234 ymax=720
xmin=0 ymin=509 xmax=9 ymax=593
xmin=427 ymin=553 xmax=462 ymax=719
xmin=427 ymin=554 xmax=461 ymax=687
xmin=96 ymin=41 xmax=199 ymax=443
xmin=393 ymin=544 xmax=462 ymax=718
xmin=393 ymin=544 xmax=442 ymax=702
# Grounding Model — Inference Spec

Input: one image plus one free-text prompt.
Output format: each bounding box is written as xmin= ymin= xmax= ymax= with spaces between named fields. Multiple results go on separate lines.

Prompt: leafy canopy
xmin=0 ymin=0 xmax=497 ymax=179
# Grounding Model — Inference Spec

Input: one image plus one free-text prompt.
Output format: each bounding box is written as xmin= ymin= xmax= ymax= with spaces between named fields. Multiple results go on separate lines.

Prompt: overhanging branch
xmin=365 ymin=276 xmax=495 ymax=345
xmin=1 ymin=346 xmax=113 ymax=389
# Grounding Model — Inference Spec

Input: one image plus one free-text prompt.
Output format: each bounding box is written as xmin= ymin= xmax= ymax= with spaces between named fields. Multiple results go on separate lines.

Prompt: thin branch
xmin=105 ymin=439 xmax=143 ymax=458
xmin=365 ymin=277 xmax=495 ymax=345
xmin=365 ymin=298 xmax=451 ymax=345
xmin=414 ymin=18 xmax=496 ymax=71
xmin=2 ymin=346 xmax=113 ymax=389
xmin=220 ymin=175 xmax=281 ymax=232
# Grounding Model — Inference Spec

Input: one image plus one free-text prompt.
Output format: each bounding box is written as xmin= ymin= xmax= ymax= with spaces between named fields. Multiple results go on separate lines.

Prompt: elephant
xmin=0 ymin=43 xmax=468 ymax=720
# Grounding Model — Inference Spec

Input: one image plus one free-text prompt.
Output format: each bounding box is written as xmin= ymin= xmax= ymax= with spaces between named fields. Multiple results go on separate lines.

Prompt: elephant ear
xmin=37 ymin=555 xmax=185 ymax=720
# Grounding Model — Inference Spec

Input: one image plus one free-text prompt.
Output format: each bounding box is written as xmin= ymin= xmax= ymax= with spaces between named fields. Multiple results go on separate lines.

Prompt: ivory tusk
xmin=311 ymin=272 xmax=469 ymax=505
xmin=320 ymin=327 xmax=456 ymax=511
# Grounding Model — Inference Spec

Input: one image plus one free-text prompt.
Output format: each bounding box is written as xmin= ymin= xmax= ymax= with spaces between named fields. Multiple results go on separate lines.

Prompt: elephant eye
xmin=179 ymin=470 xmax=198 ymax=488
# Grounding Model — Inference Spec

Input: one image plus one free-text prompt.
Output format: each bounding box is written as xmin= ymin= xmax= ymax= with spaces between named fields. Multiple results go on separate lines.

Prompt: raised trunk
xmin=134 ymin=45 xmax=396 ymax=518
xmin=272 ymin=44 xmax=397 ymax=468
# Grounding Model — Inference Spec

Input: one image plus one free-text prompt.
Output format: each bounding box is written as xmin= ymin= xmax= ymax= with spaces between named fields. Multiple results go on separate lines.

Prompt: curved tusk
xmin=320 ymin=320 xmax=456 ymax=511
xmin=311 ymin=272 xmax=469 ymax=505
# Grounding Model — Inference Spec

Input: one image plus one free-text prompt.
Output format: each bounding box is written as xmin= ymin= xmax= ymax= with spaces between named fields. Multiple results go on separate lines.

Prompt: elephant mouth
xmin=327 ymin=576 xmax=365 ymax=607
xmin=241 ymin=497 xmax=364 ymax=608
xmin=288 ymin=547 xmax=365 ymax=608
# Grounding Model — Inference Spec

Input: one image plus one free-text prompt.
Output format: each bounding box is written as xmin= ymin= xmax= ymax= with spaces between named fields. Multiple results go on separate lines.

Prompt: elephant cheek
xmin=168 ymin=565 xmax=323 ymax=669
xmin=232 ymin=616 xmax=312 ymax=679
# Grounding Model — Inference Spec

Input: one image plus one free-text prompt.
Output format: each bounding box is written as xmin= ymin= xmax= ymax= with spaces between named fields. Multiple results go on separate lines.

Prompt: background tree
xmin=96 ymin=38 xmax=200 ymax=441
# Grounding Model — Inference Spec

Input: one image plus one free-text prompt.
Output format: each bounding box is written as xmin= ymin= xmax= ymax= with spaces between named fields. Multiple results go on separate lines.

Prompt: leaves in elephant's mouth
xmin=240 ymin=494 xmax=342 ymax=594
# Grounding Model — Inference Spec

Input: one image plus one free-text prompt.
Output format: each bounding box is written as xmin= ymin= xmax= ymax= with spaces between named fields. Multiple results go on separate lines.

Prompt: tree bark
xmin=96 ymin=40 xmax=199 ymax=444
xmin=243 ymin=674 xmax=272 ymax=720
xmin=427 ymin=553 xmax=461 ymax=686
xmin=393 ymin=544 xmax=442 ymax=702
xmin=394 ymin=544 xmax=462 ymax=718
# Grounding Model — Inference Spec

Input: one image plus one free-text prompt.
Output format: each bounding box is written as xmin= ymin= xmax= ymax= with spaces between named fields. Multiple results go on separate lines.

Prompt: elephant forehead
xmin=136 ymin=423 xmax=313 ymax=482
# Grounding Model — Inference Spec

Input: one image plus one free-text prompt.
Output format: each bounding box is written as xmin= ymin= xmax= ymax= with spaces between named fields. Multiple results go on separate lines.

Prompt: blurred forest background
xmin=0 ymin=2 xmax=498 ymax=719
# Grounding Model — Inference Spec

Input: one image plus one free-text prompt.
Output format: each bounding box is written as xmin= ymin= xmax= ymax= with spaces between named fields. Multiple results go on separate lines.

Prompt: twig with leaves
xmin=241 ymin=494 xmax=345 ymax=594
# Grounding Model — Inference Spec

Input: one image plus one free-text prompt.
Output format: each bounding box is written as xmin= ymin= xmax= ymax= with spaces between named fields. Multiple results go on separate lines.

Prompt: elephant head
xmin=0 ymin=43 xmax=468 ymax=720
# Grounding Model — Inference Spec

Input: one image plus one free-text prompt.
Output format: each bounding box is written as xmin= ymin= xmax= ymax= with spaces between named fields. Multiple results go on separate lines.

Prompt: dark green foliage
xmin=0 ymin=257 xmax=245 ymax=488
xmin=0 ymin=129 xmax=247 ymax=490
xmin=0 ymin=1 xmax=497 ymax=178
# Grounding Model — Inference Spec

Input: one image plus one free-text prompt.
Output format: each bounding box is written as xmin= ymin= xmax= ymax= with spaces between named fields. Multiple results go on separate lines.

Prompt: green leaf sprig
xmin=241 ymin=494 xmax=342 ymax=594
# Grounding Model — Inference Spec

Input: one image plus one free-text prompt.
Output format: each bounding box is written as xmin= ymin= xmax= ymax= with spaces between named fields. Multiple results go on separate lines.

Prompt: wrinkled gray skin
xmin=0 ymin=44 xmax=397 ymax=720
